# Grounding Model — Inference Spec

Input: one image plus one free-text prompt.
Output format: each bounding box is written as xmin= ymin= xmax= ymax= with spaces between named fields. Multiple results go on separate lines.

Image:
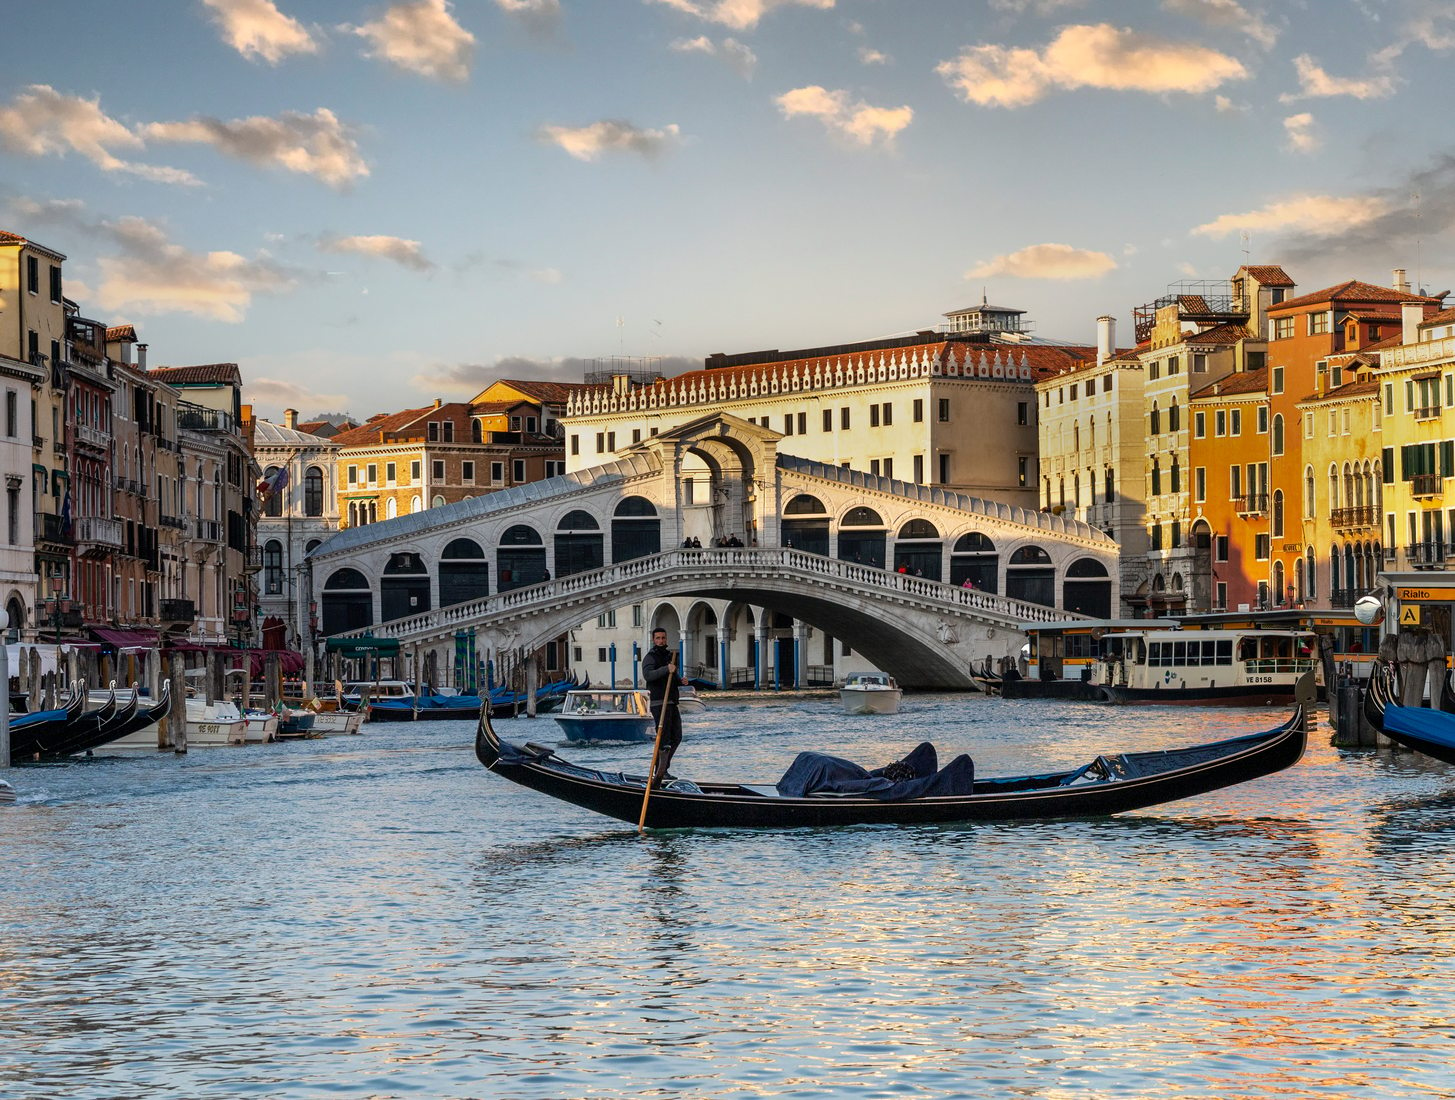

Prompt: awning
xmin=326 ymin=636 xmax=401 ymax=656
xmin=163 ymin=644 xmax=306 ymax=677
xmin=91 ymin=628 xmax=161 ymax=650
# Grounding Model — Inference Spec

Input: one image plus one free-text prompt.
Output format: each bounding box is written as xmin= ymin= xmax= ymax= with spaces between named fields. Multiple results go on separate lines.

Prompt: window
xmin=4 ymin=391 xmax=15 ymax=437
xmin=913 ymin=454 xmax=924 ymax=483
xmin=1017 ymin=401 xmax=1028 ymax=426
xmin=841 ymin=407 xmax=851 ymax=430
xmin=1272 ymin=415 xmax=1285 ymax=456
xmin=546 ymin=461 xmax=564 ymax=478
xmin=1215 ymin=410 xmax=1226 ymax=437
xmin=823 ymin=409 xmax=833 ymax=432
xmin=595 ymin=432 xmax=605 ymax=453
xmin=1215 ymin=535 xmax=1229 ymax=562
xmin=1231 ymin=409 xmax=1242 ymax=436
xmin=513 ymin=459 xmax=526 ymax=483
xmin=913 ymin=399 xmax=924 ymax=423
xmin=1104 ymin=374 xmax=1114 ymax=392
xmin=1194 ymin=411 xmax=1206 ymax=439
xmin=491 ymin=461 xmax=504 ymax=483
xmin=1151 ymin=458 xmax=1161 ymax=496
xmin=1195 ymin=466 xmax=1206 ymax=503
xmin=527 ymin=416 xmax=538 ymax=433
xmin=304 ymin=467 xmax=324 ymax=517
xmin=1150 ymin=404 xmax=1160 ymax=435
xmin=49 ymin=265 xmax=61 ymax=304
xmin=1272 ymin=365 xmax=1285 ymax=394
xmin=366 ymin=463 xmax=377 ymax=483
xmin=1255 ymin=533 xmax=1270 ymax=560
xmin=785 ymin=414 xmax=795 ymax=435
xmin=26 ymin=256 xmax=38 ymax=294
xmin=347 ymin=465 xmax=357 ymax=486
xmin=462 ymin=461 xmax=475 ymax=483
xmin=938 ymin=399 xmax=950 ymax=422
xmin=1104 ymin=468 xmax=1115 ymax=502
xmin=1169 ymin=403 xmax=1180 ymax=433
xmin=432 ymin=460 xmax=444 ymax=479
xmin=938 ymin=453 xmax=950 ymax=483
xmin=1273 ymin=316 xmax=1294 ymax=339
xmin=509 ymin=415 xmax=521 ymax=431
xmin=1167 ymin=355 xmax=1180 ymax=375
xmin=1017 ymin=456 xmax=1028 ymax=487
xmin=632 ymin=429 xmax=642 ymax=444
xmin=870 ymin=459 xmax=880 ymax=476
xmin=428 ymin=422 xmax=439 ymax=441
xmin=606 ymin=432 xmax=615 ymax=451
xmin=1193 ymin=353 xmax=1208 ymax=373
xmin=1310 ymin=311 xmax=1329 ymax=335
xmin=570 ymin=435 xmax=579 ymax=456
xmin=1230 ymin=465 xmax=1242 ymax=499
xmin=881 ymin=404 xmax=892 ymax=427
xmin=410 ymin=460 xmax=421 ymax=482
xmin=385 ymin=462 xmax=396 ymax=484
xmin=443 ymin=421 xmax=454 ymax=442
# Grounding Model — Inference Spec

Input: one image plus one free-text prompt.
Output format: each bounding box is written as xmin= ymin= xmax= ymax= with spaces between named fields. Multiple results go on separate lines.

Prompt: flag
xmin=60 ymin=489 xmax=72 ymax=538
xmin=256 ymin=466 xmax=290 ymax=501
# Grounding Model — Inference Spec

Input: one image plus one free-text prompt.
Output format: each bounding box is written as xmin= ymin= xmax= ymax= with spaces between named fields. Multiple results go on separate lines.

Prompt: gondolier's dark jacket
xmin=642 ymin=646 xmax=679 ymax=706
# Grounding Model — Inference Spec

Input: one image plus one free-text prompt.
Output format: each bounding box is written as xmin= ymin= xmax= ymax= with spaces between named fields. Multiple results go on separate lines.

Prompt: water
xmin=3 ymin=695 xmax=1455 ymax=1099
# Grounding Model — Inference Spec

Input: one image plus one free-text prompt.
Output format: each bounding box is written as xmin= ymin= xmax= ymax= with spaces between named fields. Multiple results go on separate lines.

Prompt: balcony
xmin=113 ymin=475 xmax=142 ymax=495
xmin=194 ymin=519 xmax=221 ymax=541
xmin=159 ymin=598 xmax=196 ymax=623
xmin=34 ymin=511 xmax=72 ymax=544
xmin=32 ymin=433 xmax=44 ymax=450
xmin=39 ymin=602 xmax=84 ymax=630
xmin=1404 ymin=542 xmax=1448 ymax=569
xmin=1414 ymin=405 xmax=1443 ymax=421
xmin=1235 ymin=493 xmax=1268 ymax=516
xmin=178 ymin=402 xmax=234 ymax=433
xmin=1330 ymin=505 xmax=1376 ymax=530
xmin=75 ymin=516 xmax=123 ymax=549
xmin=1411 ymin=474 xmax=1443 ymax=498
xmin=242 ymin=545 xmax=263 ymax=573
xmin=159 ymin=514 xmax=187 ymax=530
xmin=75 ymin=423 xmax=111 ymax=451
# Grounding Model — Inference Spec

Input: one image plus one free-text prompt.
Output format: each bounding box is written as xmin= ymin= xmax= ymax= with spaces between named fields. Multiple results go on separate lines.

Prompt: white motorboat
xmin=553 ymin=689 xmax=656 ymax=742
xmin=677 ymin=685 xmax=707 ymax=714
xmin=840 ymin=673 xmax=902 ymax=715
xmin=111 ymin=696 xmax=248 ymax=748
xmin=306 ymin=708 xmax=364 ymax=735
xmin=1089 ymin=628 xmax=1319 ymax=704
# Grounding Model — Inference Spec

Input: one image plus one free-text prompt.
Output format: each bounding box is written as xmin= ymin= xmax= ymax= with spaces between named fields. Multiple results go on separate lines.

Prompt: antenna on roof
xmin=1412 ymin=191 xmax=1422 ymax=295
xmin=1240 ymin=230 xmax=1251 ymax=263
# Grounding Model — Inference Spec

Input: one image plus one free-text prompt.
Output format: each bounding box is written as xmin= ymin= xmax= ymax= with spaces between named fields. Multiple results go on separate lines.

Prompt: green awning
xmin=325 ymin=636 xmax=401 ymax=656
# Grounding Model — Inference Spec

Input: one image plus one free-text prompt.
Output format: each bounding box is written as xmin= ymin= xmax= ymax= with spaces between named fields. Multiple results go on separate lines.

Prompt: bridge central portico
xmin=308 ymin=414 xmax=1116 ymax=688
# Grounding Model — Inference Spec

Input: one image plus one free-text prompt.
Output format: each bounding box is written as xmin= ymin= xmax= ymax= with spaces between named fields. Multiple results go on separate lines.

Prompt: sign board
xmin=1395 ymin=587 xmax=1455 ymax=602
xmin=1399 ymin=604 xmax=1422 ymax=627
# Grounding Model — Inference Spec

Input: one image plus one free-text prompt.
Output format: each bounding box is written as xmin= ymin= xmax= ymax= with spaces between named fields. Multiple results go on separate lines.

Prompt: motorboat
xmin=840 ymin=673 xmax=902 ymax=715
xmin=553 ymin=689 xmax=656 ymax=743
xmin=1088 ymin=628 xmax=1319 ymax=704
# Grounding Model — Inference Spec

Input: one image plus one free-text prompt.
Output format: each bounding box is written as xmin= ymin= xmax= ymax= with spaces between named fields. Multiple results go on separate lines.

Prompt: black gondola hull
xmin=473 ymin=702 xmax=1309 ymax=829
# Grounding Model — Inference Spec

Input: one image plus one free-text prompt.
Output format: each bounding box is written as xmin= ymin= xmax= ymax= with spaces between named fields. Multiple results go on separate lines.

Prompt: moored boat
xmin=1089 ymin=628 xmax=1318 ymax=704
xmin=478 ymin=672 xmax=1314 ymax=829
xmin=840 ymin=673 xmax=902 ymax=715
xmin=1362 ymin=659 xmax=1455 ymax=765
xmin=552 ymin=689 xmax=655 ymax=743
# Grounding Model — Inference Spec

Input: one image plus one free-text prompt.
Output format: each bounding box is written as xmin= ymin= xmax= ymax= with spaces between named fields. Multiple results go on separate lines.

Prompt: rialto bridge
xmin=307 ymin=414 xmax=1117 ymax=690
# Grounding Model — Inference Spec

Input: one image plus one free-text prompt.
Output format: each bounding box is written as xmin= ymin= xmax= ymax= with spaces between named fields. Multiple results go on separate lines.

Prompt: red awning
xmin=91 ymin=628 xmax=161 ymax=650
xmin=162 ymin=644 xmax=305 ymax=677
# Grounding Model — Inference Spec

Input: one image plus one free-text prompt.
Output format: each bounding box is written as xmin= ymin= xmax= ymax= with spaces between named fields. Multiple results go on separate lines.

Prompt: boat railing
xmin=1244 ymin=657 xmax=1319 ymax=675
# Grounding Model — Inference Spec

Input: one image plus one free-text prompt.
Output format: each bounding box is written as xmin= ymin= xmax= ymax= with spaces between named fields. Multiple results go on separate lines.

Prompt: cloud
xmin=201 ymin=0 xmax=319 ymax=63
xmin=858 ymin=47 xmax=888 ymax=65
xmin=348 ymin=0 xmax=475 ymax=82
xmin=414 ymin=354 xmax=700 ymax=393
xmin=1161 ymin=0 xmax=1277 ymax=50
xmin=319 ymin=234 xmax=434 ymax=271
xmin=776 ymin=85 xmax=912 ymax=147
xmin=9 ymin=196 xmax=296 ymax=321
xmin=143 ymin=107 xmax=368 ymax=189
xmin=536 ymin=119 xmax=682 ymax=160
xmin=670 ymin=35 xmax=757 ymax=76
xmin=1280 ymin=54 xmax=1397 ymax=102
xmin=494 ymin=0 xmax=562 ymax=34
xmin=1371 ymin=2 xmax=1455 ymax=67
xmin=988 ymin=0 xmax=1087 ymax=12
xmin=1214 ymin=94 xmax=1248 ymax=113
xmin=937 ymin=24 xmax=1247 ymax=108
xmin=0 ymin=85 xmax=200 ymax=185
xmin=493 ymin=259 xmax=563 ymax=283
xmin=1192 ymin=194 xmax=1390 ymax=238
xmin=647 ymin=0 xmax=834 ymax=31
xmin=964 ymin=243 xmax=1117 ymax=280
xmin=1283 ymin=112 xmax=1319 ymax=153
xmin=248 ymin=377 xmax=350 ymax=408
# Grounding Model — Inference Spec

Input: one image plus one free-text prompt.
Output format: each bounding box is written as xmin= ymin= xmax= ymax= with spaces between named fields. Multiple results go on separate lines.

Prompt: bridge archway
xmin=612 ymin=497 xmax=660 ymax=562
xmin=440 ymin=538 xmax=489 ymax=606
xmin=555 ymin=509 xmax=603 ymax=577
xmin=950 ymin=532 xmax=998 ymax=592
xmin=1063 ymin=557 xmax=1112 ymax=618
xmin=498 ymin=524 xmax=545 ymax=591
xmin=381 ymin=551 xmax=430 ymax=621
xmin=782 ymin=493 xmax=829 ymax=555
xmin=838 ymin=505 xmax=886 ymax=567
xmin=894 ymin=518 xmax=942 ymax=580
xmin=322 ymin=567 xmax=373 ymax=635
xmin=1006 ymin=544 xmax=1054 ymax=606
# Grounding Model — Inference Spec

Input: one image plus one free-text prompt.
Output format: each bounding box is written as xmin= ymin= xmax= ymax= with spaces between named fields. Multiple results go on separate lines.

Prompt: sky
xmin=3 ymin=0 xmax=1453 ymax=421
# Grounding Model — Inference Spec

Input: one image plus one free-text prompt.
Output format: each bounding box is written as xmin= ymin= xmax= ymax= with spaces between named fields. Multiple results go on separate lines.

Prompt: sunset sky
xmin=3 ymin=0 xmax=1452 ymax=419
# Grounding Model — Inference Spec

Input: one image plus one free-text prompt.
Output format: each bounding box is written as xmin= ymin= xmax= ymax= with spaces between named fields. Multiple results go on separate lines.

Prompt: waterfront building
xmin=65 ymin=306 xmax=120 ymax=627
xmin=254 ymin=410 xmax=341 ymax=651
xmin=1035 ymin=319 xmax=1147 ymax=614
xmin=0 ymin=340 xmax=44 ymax=639
xmin=1262 ymin=273 xmax=1441 ymax=606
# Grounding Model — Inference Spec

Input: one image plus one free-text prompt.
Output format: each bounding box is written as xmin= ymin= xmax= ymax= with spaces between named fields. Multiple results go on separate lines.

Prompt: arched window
xmin=381 ymin=550 xmax=430 ymax=620
xmin=304 ymin=466 xmax=324 ymax=516
xmin=784 ymin=494 xmax=827 ymax=515
xmin=1149 ymin=402 xmax=1160 ymax=436
xmin=385 ymin=497 xmax=398 ymax=519
xmin=471 ymin=419 xmax=482 ymax=443
xmin=263 ymin=539 xmax=284 ymax=596
xmin=321 ymin=567 xmax=372 ymax=635
xmin=1063 ymin=557 xmax=1111 ymax=617
xmin=1169 ymin=400 xmax=1180 ymax=433
xmin=262 ymin=465 xmax=283 ymax=517
xmin=950 ymin=532 xmax=997 ymax=592
xmin=441 ymin=537 xmax=489 ymax=605
xmin=498 ymin=524 xmax=546 ymax=591
xmin=1006 ymin=545 xmax=1054 ymax=607
xmin=1272 ymin=490 xmax=1284 ymax=537
xmin=838 ymin=506 xmax=886 ymax=569
xmin=1272 ymin=413 xmax=1285 ymax=456
xmin=1150 ymin=457 xmax=1161 ymax=496
xmin=894 ymin=519 xmax=942 ymax=580
xmin=612 ymin=496 xmax=661 ymax=563
xmin=1306 ymin=547 xmax=1317 ymax=600
xmin=556 ymin=509 xmax=604 ymax=576
xmin=1304 ymin=466 xmax=1315 ymax=519
xmin=784 ymin=494 xmax=830 ymax=555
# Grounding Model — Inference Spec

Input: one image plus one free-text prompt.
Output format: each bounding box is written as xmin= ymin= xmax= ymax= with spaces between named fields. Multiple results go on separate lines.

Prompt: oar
xmin=638 ymin=695 xmax=673 ymax=833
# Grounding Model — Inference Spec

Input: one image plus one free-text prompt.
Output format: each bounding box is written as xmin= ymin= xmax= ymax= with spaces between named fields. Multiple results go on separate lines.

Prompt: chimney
xmin=137 ymin=343 xmax=148 ymax=370
xmin=1403 ymin=302 xmax=1425 ymax=345
xmin=1393 ymin=268 xmax=1410 ymax=293
xmin=612 ymin=373 xmax=631 ymax=395
xmin=434 ymin=398 xmax=442 ymax=408
xmin=1096 ymin=315 xmax=1116 ymax=366
xmin=284 ymin=408 xmax=297 ymax=429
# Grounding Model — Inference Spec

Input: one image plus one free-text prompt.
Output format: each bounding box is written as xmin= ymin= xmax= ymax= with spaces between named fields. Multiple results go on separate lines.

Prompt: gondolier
xmin=642 ymin=627 xmax=684 ymax=784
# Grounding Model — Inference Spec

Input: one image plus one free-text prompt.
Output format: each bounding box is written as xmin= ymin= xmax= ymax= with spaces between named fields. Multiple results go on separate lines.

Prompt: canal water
xmin=3 ymin=695 xmax=1454 ymax=1099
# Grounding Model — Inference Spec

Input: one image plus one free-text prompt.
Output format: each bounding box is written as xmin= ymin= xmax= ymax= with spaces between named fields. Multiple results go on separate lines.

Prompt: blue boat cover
xmin=1384 ymin=705 xmax=1455 ymax=752
xmin=776 ymin=742 xmax=976 ymax=800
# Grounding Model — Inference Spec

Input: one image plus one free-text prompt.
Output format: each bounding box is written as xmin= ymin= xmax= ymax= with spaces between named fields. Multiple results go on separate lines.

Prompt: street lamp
xmin=50 ymin=575 xmax=63 ymax=645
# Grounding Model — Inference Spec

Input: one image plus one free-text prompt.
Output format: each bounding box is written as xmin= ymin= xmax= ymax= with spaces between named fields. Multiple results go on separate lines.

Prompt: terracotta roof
xmin=1241 ymin=265 xmax=1295 ymax=287
xmin=329 ymin=406 xmax=434 ymax=447
xmin=0 ymin=230 xmax=23 ymax=244
xmin=1424 ymin=306 xmax=1455 ymax=327
xmin=149 ymin=363 xmax=242 ymax=386
xmin=496 ymin=379 xmax=592 ymax=404
xmin=0 ymin=229 xmax=65 ymax=261
xmin=1342 ymin=309 xmax=1401 ymax=323
xmin=106 ymin=324 xmax=137 ymax=341
xmin=1190 ymin=367 xmax=1268 ymax=400
xmin=1272 ymin=280 xmax=1436 ymax=312
xmin=1298 ymin=378 xmax=1381 ymax=404
xmin=472 ymin=400 xmax=528 ymax=414
xmin=1184 ymin=321 xmax=1259 ymax=346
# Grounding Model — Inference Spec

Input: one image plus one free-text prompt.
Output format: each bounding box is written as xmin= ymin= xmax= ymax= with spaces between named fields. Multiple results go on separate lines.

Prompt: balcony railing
xmin=194 ymin=519 xmax=221 ymax=541
xmin=39 ymin=603 xmax=84 ymax=630
xmin=242 ymin=546 xmax=263 ymax=573
xmin=1330 ymin=505 xmax=1376 ymax=530
xmin=75 ymin=516 xmax=123 ymax=548
xmin=159 ymin=598 xmax=196 ymax=623
xmin=159 ymin=514 xmax=187 ymax=529
xmin=1404 ymin=542 xmax=1449 ymax=568
xmin=178 ymin=402 xmax=234 ymax=432
xmin=1414 ymin=405 xmax=1443 ymax=421
xmin=75 ymin=423 xmax=111 ymax=450
xmin=1236 ymin=493 xmax=1268 ymax=515
xmin=1411 ymin=474 xmax=1443 ymax=498
xmin=32 ymin=434 xmax=44 ymax=450
xmin=34 ymin=511 xmax=72 ymax=544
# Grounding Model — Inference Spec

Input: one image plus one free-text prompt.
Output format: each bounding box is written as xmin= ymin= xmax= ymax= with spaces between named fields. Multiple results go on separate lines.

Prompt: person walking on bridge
xmin=642 ymin=627 xmax=685 ymax=785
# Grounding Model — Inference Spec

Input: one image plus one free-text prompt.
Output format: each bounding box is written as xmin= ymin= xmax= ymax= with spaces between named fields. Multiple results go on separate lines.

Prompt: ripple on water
xmin=3 ymin=699 xmax=1455 ymax=1098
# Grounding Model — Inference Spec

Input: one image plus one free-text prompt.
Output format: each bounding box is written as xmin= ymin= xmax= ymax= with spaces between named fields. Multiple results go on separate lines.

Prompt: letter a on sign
xmin=1400 ymin=605 xmax=1422 ymax=626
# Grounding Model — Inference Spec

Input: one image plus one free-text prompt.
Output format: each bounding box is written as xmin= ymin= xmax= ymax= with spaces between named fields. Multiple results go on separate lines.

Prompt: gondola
xmin=61 ymin=682 xmax=174 ymax=758
xmin=1362 ymin=659 xmax=1455 ymax=765
xmin=47 ymin=685 xmax=139 ymax=758
xmin=474 ymin=672 xmax=1313 ymax=829
xmin=7 ymin=686 xmax=86 ymax=762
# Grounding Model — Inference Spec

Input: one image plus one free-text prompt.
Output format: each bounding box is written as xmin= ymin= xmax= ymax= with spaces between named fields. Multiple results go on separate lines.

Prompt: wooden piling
xmin=168 ymin=652 xmax=188 ymax=753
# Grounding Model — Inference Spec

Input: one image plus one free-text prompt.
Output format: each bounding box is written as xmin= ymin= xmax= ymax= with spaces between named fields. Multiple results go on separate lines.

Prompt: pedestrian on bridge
xmin=642 ymin=627 xmax=685 ymax=785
